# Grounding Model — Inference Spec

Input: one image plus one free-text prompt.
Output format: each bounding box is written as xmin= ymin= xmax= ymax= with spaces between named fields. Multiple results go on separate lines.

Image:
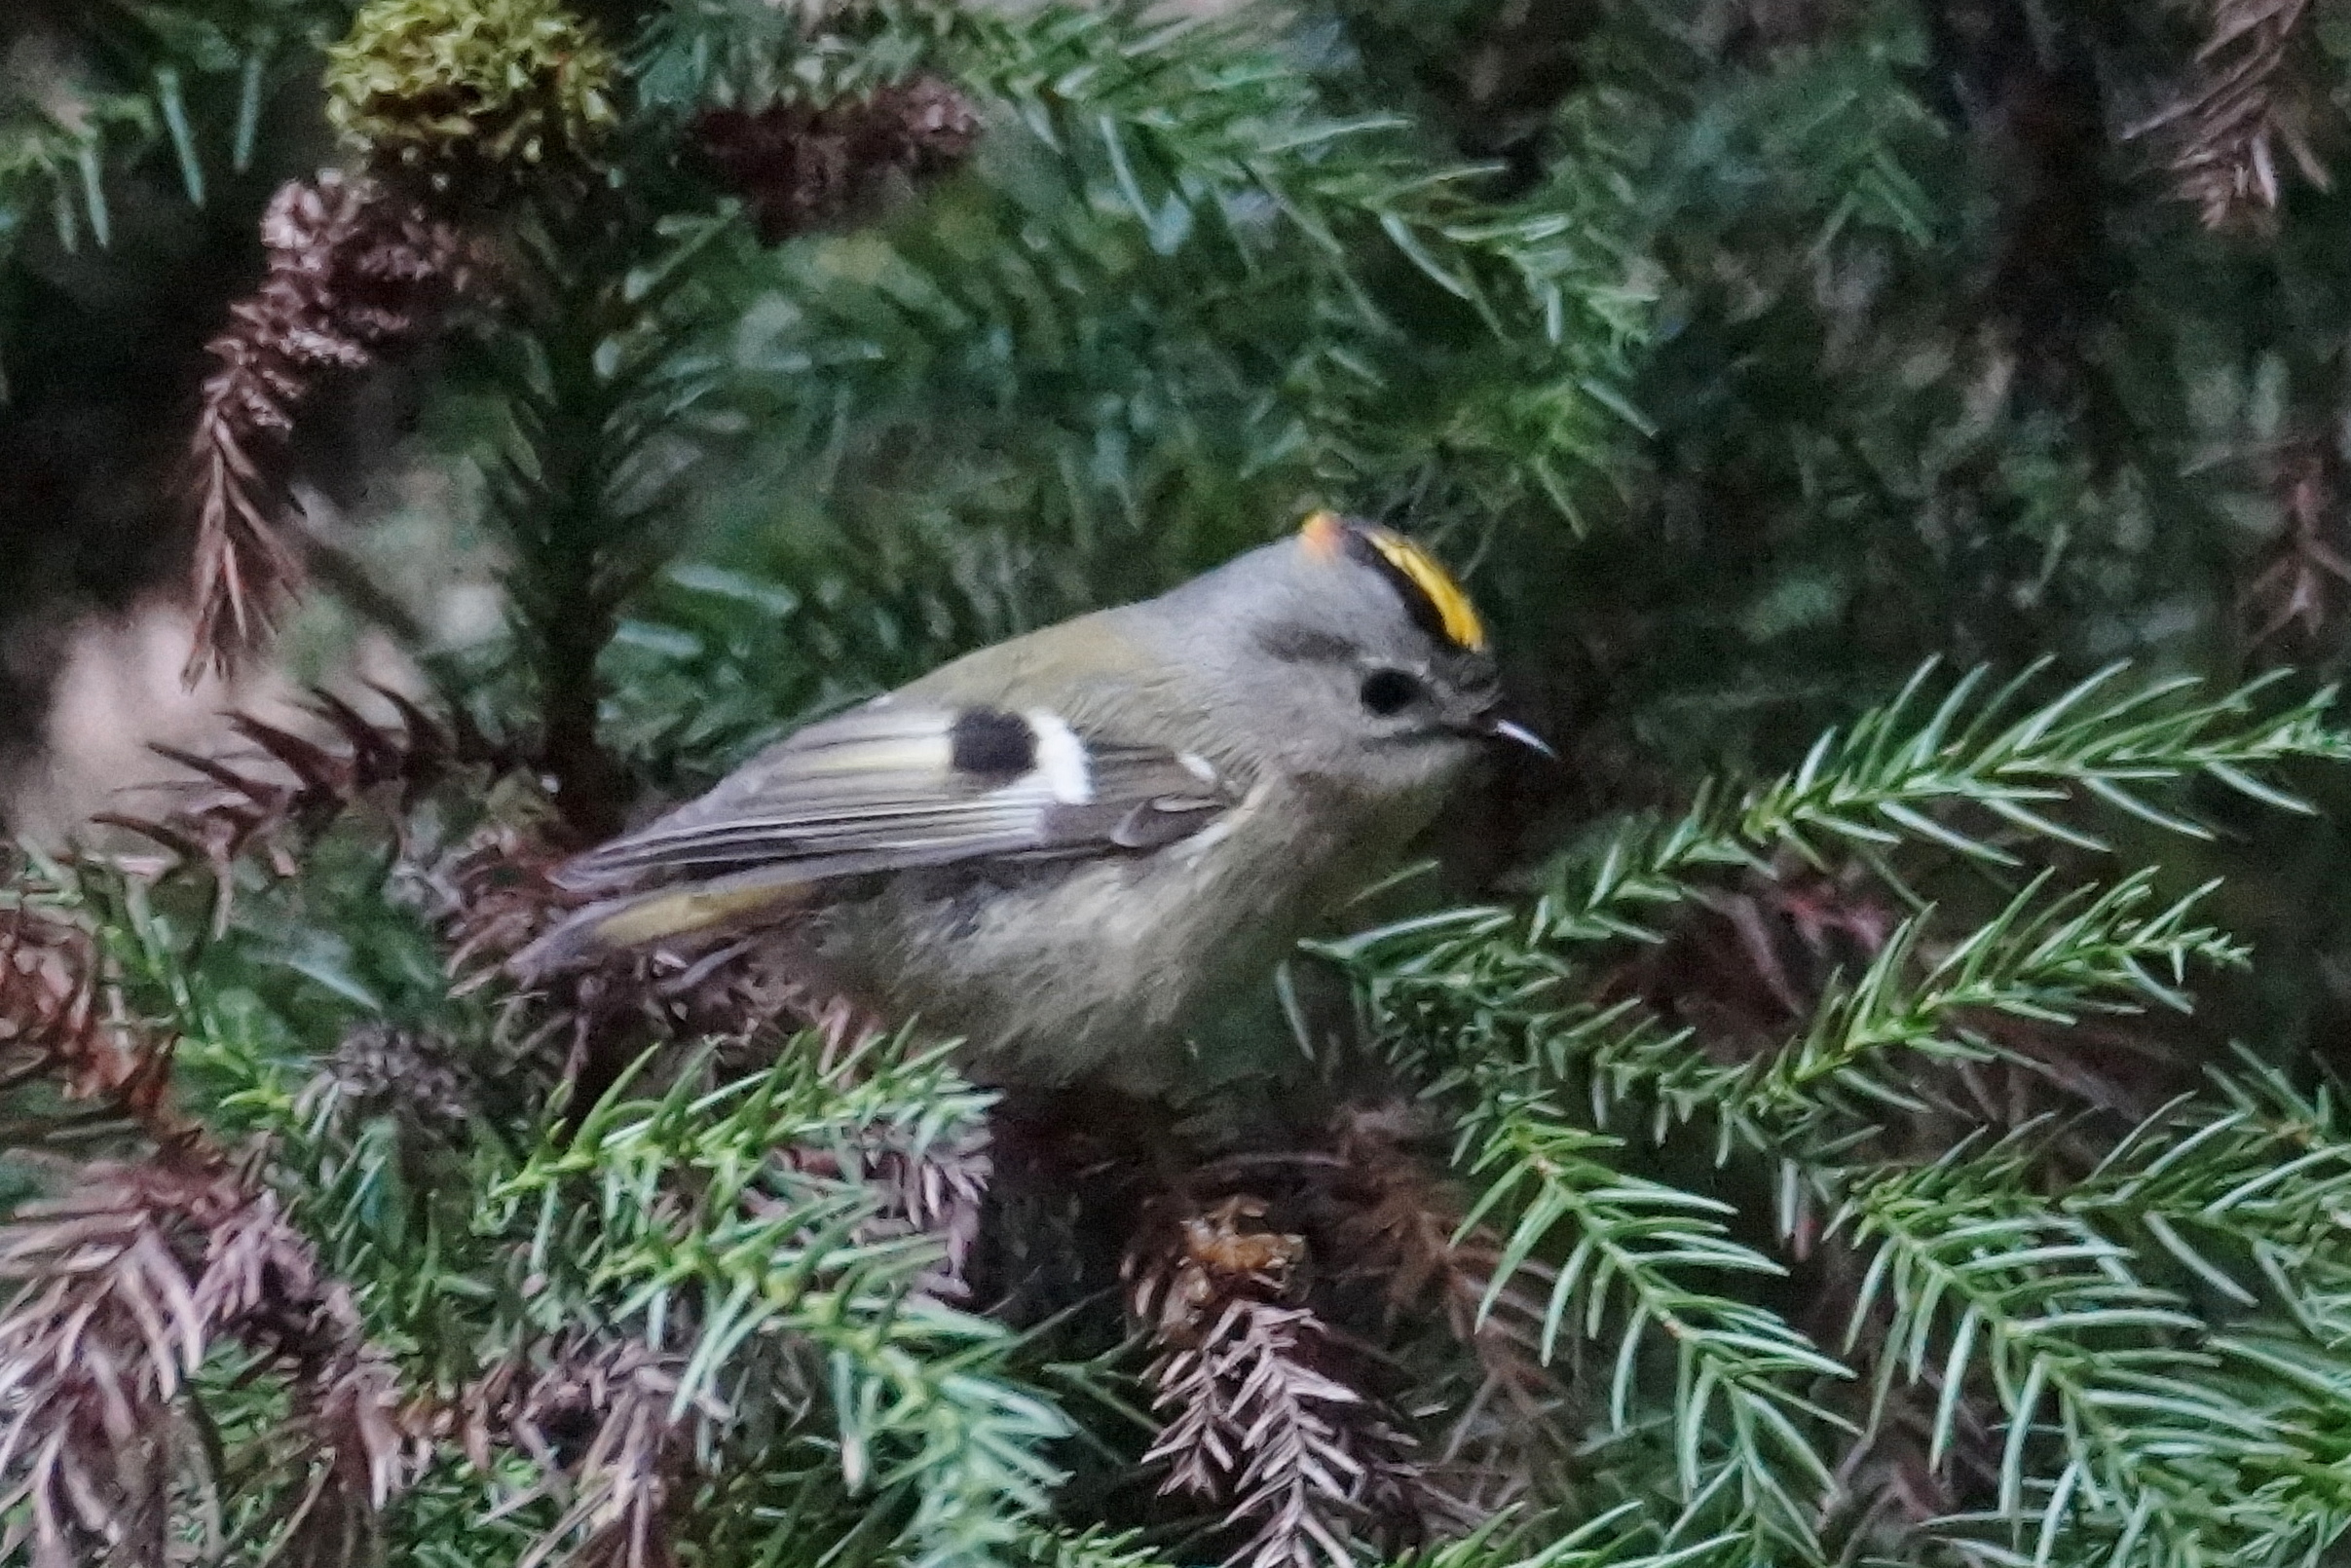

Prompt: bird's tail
xmin=510 ymin=871 xmax=815 ymax=978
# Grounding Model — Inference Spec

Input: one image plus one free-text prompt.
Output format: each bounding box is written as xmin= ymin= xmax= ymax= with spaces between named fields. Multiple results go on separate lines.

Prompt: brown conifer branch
xmin=2242 ymin=437 xmax=2351 ymax=648
xmin=466 ymin=1338 xmax=709 ymax=1568
xmin=310 ymin=1024 xmax=475 ymax=1126
xmin=2130 ymin=0 xmax=2329 ymax=230
xmin=1125 ymin=1194 xmax=1413 ymax=1568
xmin=0 ymin=1159 xmax=419 ymax=1568
xmin=1283 ymin=1108 xmax=1567 ymax=1526
xmin=1317 ymin=1107 xmax=1553 ymax=1400
xmin=0 ymin=899 xmax=179 ymax=1143
xmin=693 ymin=76 xmax=981 ymax=245
xmin=1597 ymin=866 xmax=1898 ymax=1064
xmin=184 ymin=172 xmax=474 ymax=682
xmin=781 ymin=1116 xmax=993 ymax=1299
xmin=95 ymin=686 xmax=519 ymax=909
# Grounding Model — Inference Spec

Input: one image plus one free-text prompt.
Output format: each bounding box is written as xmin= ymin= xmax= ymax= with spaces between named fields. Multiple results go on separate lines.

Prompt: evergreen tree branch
xmin=185 ymin=172 xmax=475 ymax=677
xmin=1835 ymin=1138 xmax=2351 ymax=1568
xmin=1338 ymin=662 xmax=2346 ymax=983
xmin=0 ymin=1 xmax=353 ymax=256
xmin=1580 ymin=872 xmax=2242 ymax=1158
xmin=486 ymin=1035 xmax=1065 ymax=1568
xmin=0 ymin=1157 xmax=420 ymax=1568
xmin=1455 ymin=1085 xmax=1848 ymax=1554
xmin=2129 ymin=0 xmax=2330 ymax=230
xmin=1331 ymin=664 xmax=2342 ymax=1130
xmin=2069 ymin=1059 xmax=2351 ymax=1342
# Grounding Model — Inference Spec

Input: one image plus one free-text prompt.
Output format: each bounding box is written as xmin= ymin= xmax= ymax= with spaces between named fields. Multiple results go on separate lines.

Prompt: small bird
xmin=523 ymin=511 xmax=1544 ymax=1092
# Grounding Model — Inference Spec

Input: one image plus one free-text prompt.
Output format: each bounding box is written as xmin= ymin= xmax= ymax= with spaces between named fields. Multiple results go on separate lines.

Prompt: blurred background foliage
xmin=15 ymin=0 xmax=2350 ymax=837
xmin=16 ymin=0 xmax=2351 ymax=1566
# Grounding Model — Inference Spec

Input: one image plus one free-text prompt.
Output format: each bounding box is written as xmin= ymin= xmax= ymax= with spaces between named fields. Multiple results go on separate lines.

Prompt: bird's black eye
xmin=1359 ymin=668 xmax=1424 ymax=717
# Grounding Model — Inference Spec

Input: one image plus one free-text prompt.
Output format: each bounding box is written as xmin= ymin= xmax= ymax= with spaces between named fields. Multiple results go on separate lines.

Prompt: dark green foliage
xmin=16 ymin=2 xmax=2351 ymax=1568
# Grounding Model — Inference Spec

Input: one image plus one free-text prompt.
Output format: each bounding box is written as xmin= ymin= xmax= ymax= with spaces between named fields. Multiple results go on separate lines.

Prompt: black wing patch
xmin=948 ymin=708 xmax=1037 ymax=778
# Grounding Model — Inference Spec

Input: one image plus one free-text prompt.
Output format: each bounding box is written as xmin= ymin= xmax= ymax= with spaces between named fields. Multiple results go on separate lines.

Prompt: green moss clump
xmin=324 ymin=0 xmax=617 ymax=182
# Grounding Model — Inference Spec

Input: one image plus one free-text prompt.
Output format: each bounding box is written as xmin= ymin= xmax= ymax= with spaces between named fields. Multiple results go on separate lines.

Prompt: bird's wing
xmin=520 ymin=703 xmax=1238 ymax=966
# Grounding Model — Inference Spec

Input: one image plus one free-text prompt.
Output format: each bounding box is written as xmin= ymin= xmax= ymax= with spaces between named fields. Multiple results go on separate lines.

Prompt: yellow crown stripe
xmin=1296 ymin=510 xmax=1488 ymax=652
xmin=1362 ymin=528 xmax=1487 ymax=653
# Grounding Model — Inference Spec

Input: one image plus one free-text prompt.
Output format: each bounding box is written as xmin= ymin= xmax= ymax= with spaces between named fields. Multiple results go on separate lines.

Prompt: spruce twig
xmin=1127 ymin=1194 xmax=1416 ymax=1568
xmin=184 ymin=174 xmax=473 ymax=679
xmin=0 ymin=1160 xmax=418 ymax=1568
xmin=2130 ymin=0 xmax=2330 ymax=230
xmin=694 ymin=75 xmax=980 ymax=243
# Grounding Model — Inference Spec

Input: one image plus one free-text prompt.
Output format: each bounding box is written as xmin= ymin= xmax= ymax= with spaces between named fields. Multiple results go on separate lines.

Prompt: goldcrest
xmin=524 ymin=511 xmax=1543 ymax=1091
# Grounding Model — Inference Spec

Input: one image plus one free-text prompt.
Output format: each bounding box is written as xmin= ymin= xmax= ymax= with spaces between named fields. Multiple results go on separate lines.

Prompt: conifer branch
xmin=1127 ymin=1192 xmax=1417 ymax=1568
xmin=1604 ymin=871 xmax=2240 ymax=1156
xmin=1333 ymin=664 xmax=2347 ymax=993
xmin=1016 ymin=1524 xmax=1184 ymax=1568
xmin=1834 ymin=1139 xmax=2351 ymax=1568
xmin=1320 ymin=1106 xmax=1556 ymax=1406
xmin=97 ymin=686 xmax=518 ymax=893
xmin=1455 ymin=1089 xmax=1847 ymax=1551
xmin=1361 ymin=872 xmax=2230 ymax=1245
xmin=484 ymin=1034 xmax=1060 ymax=1568
xmin=0 ymin=889 xmax=177 ymax=1143
xmin=0 ymin=3 xmax=349 ymax=257
xmin=946 ymin=3 xmax=1640 ymax=360
xmin=695 ymin=76 xmax=981 ymax=243
xmin=0 ymin=1159 xmax=418 ymax=1568
xmin=2241 ymin=438 xmax=2351 ymax=648
xmin=1324 ymin=666 xmax=2351 ymax=1556
xmin=2131 ymin=0 xmax=2330 ymax=230
xmin=469 ymin=1338 xmax=705 ymax=1568
xmin=946 ymin=3 xmax=1647 ymax=516
xmin=1335 ymin=665 xmax=2337 ymax=1083
xmin=2068 ymin=1060 xmax=2351 ymax=1343
xmin=634 ymin=0 xmax=1643 ymax=526
xmin=185 ymin=173 xmax=474 ymax=679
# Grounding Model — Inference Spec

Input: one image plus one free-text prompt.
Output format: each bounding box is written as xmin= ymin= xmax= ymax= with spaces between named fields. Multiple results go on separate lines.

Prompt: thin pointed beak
xmin=1484 ymin=718 xmax=1556 ymax=760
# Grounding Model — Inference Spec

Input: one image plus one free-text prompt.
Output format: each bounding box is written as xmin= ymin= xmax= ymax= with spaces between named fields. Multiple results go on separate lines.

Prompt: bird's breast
xmin=822 ymin=774 xmax=1423 ymax=1092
